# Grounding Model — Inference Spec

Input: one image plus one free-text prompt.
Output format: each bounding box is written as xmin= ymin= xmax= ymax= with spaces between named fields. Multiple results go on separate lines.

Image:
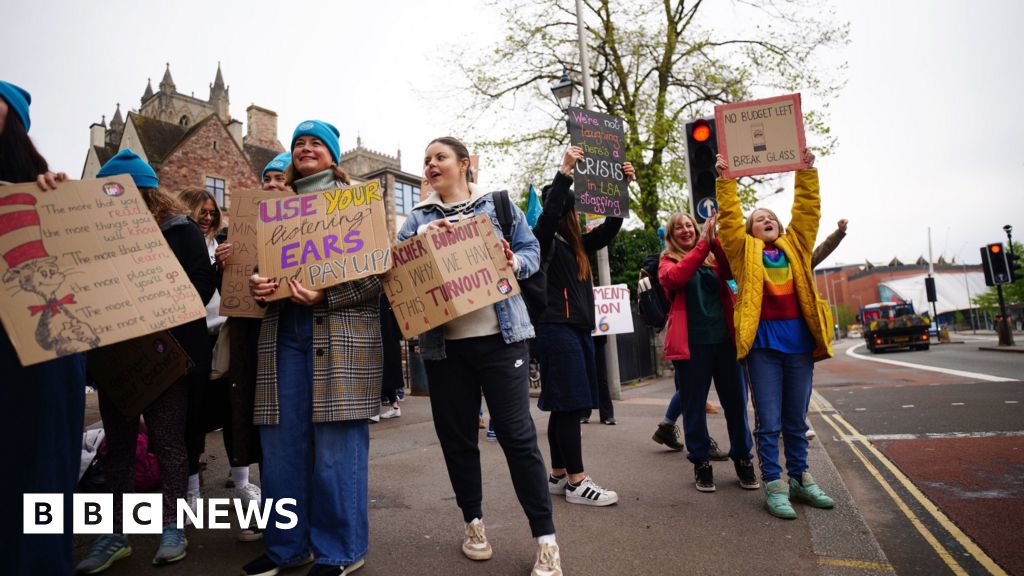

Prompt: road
xmin=812 ymin=337 xmax=1024 ymax=576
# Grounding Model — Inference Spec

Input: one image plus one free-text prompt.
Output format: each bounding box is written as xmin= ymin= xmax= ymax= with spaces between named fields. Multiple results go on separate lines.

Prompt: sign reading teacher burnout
xmin=256 ymin=180 xmax=391 ymax=301
xmin=566 ymin=107 xmax=629 ymax=217
xmin=383 ymin=214 xmax=520 ymax=339
xmin=0 ymin=176 xmax=207 ymax=367
xmin=219 ymin=188 xmax=289 ymax=317
xmin=714 ymin=93 xmax=808 ymax=179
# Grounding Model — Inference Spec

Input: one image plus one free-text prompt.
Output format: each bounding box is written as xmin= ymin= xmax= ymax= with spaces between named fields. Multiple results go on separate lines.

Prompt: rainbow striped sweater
xmin=754 ymin=246 xmax=815 ymax=353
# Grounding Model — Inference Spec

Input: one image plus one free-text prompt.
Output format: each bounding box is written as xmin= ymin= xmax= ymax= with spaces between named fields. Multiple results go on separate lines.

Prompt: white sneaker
xmin=236 ymin=483 xmax=261 ymax=504
xmin=806 ymin=428 xmax=817 ymax=440
xmin=381 ymin=406 xmax=401 ymax=419
xmin=532 ymin=541 xmax=562 ymax=576
xmin=369 ymin=414 xmax=380 ymax=423
xmin=183 ymin=489 xmax=200 ymax=526
xmin=461 ymin=519 xmax=493 ymax=561
xmin=547 ymin=474 xmax=568 ymax=495
xmin=565 ymin=476 xmax=618 ymax=506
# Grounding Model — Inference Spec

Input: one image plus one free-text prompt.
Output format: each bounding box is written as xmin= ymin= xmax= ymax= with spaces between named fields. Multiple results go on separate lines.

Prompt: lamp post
xmin=550 ymin=1 xmax=622 ymax=400
xmin=1003 ymin=225 xmax=1017 ymax=340
xmin=831 ymin=278 xmax=843 ymax=340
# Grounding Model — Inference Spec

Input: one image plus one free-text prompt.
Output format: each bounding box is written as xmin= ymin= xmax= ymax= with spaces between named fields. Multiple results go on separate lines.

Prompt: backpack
xmin=492 ymin=190 xmax=551 ymax=319
xmin=637 ymin=252 xmax=670 ymax=331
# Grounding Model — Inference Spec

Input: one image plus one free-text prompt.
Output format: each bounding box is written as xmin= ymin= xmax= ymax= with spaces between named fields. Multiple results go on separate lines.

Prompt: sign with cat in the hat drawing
xmin=0 ymin=176 xmax=205 ymax=366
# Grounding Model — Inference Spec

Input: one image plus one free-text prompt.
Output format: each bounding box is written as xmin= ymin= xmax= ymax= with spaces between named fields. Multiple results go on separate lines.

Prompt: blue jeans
xmin=664 ymin=390 xmax=682 ymax=422
xmin=260 ymin=304 xmax=369 ymax=567
xmin=673 ymin=342 xmax=753 ymax=463
xmin=743 ymin=349 xmax=813 ymax=482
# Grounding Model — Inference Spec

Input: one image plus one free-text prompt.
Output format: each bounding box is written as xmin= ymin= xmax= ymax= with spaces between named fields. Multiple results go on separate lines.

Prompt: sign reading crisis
xmin=256 ymin=180 xmax=391 ymax=301
xmin=566 ymin=107 xmax=630 ymax=217
xmin=592 ymin=284 xmax=633 ymax=336
xmin=219 ymin=188 xmax=289 ymax=317
xmin=714 ymin=93 xmax=808 ymax=179
xmin=0 ymin=176 xmax=207 ymax=366
xmin=383 ymin=215 xmax=520 ymax=339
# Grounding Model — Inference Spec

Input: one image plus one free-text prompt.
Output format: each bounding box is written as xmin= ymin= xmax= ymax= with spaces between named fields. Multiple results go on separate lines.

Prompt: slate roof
xmin=127 ymin=112 xmax=188 ymax=164
xmin=244 ymin=143 xmax=283 ymax=177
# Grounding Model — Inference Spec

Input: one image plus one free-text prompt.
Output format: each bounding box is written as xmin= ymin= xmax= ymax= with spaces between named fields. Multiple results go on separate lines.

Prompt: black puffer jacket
xmin=532 ymin=171 xmax=622 ymax=331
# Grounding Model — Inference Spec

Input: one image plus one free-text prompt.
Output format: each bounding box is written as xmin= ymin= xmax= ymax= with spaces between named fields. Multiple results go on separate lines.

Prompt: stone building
xmin=339 ymin=136 xmax=423 ymax=240
xmin=81 ymin=63 xmax=285 ymax=215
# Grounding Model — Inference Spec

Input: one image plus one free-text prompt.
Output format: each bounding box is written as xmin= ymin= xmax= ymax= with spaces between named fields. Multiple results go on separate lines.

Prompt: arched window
xmin=179 ymin=115 xmax=190 ymax=127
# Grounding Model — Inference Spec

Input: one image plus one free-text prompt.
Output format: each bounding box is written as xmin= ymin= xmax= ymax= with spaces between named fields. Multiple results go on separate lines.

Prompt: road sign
xmin=696 ymin=197 xmax=717 ymax=221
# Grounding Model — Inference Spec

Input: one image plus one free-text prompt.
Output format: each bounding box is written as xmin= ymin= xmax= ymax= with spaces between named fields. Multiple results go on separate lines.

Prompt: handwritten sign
xmin=256 ymin=180 xmax=391 ymax=301
xmin=383 ymin=215 xmax=520 ymax=339
xmin=566 ymin=107 xmax=629 ymax=217
xmin=0 ymin=176 xmax=207 ymax=366
xmin=714 ymin=93 xmax=807 ymax=179
xmin=87 ymin=330 xmax=189 ymax=418
xmin=592 ymin=284 xmax=633 ymax=336
xmin=219 ymin=188 xmax=288 ymax=317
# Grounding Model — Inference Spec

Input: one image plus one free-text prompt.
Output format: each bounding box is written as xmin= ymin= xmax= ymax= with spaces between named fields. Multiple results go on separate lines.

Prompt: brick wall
xmin=156 ymin=118 xmax=261 ymax=217
xmin=245 ymin=105 xmax=281 ymax=150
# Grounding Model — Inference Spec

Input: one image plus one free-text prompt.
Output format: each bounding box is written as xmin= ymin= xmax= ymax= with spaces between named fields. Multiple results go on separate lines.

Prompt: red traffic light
xmin=693 ymin=122 xmax=711 ymax=142
xmin=990 ymin=244 xmax=1002 ymax=253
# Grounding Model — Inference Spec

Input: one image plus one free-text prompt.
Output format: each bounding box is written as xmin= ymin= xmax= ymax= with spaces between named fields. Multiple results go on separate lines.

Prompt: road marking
xmin=846 ymin=343 xmax=1016 ymax=382
xmin=952 ymin=402 xmax=965 ymax=406
xmin=902 ymin=404 xmax=915 ymax=408
xmin=1007 ymin=401 xmax=1019 ymax=404
xmin=813 ymin=397 xmax=1008 ymax=576
xmin=855 ymin=407 xmax=866 ymax=411
xmin=817 ymin=557 xmax=895 ymax=572
xmin=837 ymin=430 xmax=1024 ymax=442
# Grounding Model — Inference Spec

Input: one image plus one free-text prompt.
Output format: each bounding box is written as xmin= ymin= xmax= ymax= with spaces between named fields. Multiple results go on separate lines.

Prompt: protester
xmin=715 ymin=150 xmax=836 ymax=520
xmin=261 ymin=151 xmax=292 ymax=192
xmin=76 ymin=149 xmax=215 ymax=571
xmin=397 ymin=136 xmax=561 ymax=576
xmin=377 ymin=294 xmax=403 ymax=421
xmin=658 ymin=211 xmax=757 ymax=492
xmin=533 ymin=145 xmax=633 ymax=508
xmin=244 ymin=121 xmax=381 ymax=576
xmin=805 ymin=218 xmax=848 ymax=439
xmin=0 ymin=79 xmax=87 ymax=576
xmin=588 ymin=335 xmax=615 ymax=424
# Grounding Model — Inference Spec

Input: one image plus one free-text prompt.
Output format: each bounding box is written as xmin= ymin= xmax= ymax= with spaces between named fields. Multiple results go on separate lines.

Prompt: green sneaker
xmin=763 ymin=479 xmax=797 ymax=519
xmin=76 ymin=534 xmax=132 ymax=574
xmin=790 ymin=472 xmax=835 ymax=509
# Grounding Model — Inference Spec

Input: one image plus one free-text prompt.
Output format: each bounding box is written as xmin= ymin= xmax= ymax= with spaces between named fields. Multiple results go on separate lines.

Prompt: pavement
xmin=76 ymin=372 xmax=891 ymax=575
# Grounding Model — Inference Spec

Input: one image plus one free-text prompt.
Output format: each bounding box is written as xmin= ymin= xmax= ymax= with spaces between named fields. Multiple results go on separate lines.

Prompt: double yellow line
xmin=811 ymin=397 xmax=1008 ymax=576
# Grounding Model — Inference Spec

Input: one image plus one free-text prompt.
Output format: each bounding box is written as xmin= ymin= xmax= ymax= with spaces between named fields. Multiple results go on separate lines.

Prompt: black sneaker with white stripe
xmin=565 ymin=476 xmax=618 ymax=506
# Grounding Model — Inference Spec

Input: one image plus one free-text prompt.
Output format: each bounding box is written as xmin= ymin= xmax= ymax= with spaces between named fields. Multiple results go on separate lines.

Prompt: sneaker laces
xmin=161 ymin=526 xmax=185 ymax=547
xmin=581 ymin=477 xmax=608 ymax=493
xmin=91 ymin=534 xmax=126 ymax=556
xmin=465 ymin=521 xmax=487 ymax=546
xmin=536 ymin=543 xmax=559 ymax=568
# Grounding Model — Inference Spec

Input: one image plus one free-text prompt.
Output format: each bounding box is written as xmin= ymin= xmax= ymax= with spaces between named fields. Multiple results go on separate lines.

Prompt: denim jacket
xmin=397 ymin=184 xmax=539 ymax=359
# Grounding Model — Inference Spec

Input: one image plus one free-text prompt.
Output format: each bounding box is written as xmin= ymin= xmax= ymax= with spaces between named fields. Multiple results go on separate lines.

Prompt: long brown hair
xmin=0 ymin=112 xmax=48 ymax=184
xmin=662 ymin=211 xmax=714 ymax=266
xmin=560 ymin=209 xmax=591 ymax=281
xmin=139 ymin=187 xmax=187 ymax=223
xmin=178 ymin=187 xmax=221 ymax=239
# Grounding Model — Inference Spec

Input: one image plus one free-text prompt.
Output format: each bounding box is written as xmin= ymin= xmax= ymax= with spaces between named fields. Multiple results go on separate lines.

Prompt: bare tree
xmin=450 ymin=0 xmax=847 ymax=228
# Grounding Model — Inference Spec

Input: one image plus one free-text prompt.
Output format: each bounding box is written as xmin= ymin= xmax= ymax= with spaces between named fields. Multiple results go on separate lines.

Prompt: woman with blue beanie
xmin=0 ymin=80 xmax=86 ymax=576
xmin=261 ymin=151 xmax=293 ymax=192
xmin=76 ymin=149 xmax=215 ymax=573
xmin=243 ymin=120 xmax=381 ymax=576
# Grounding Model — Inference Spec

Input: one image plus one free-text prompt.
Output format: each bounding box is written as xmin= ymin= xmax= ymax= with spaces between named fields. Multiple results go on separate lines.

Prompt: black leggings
xmin=547 ymin=410 xmax=584 ymax=474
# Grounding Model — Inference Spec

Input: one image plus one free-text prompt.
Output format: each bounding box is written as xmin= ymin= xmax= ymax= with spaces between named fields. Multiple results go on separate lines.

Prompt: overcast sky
xmin=4 ymin=0 xmax=1021 ymax=267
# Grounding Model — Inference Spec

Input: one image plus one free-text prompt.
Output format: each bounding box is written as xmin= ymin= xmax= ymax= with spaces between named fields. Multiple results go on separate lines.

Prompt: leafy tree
xmin=452 ymin=0 xmax=848 ymax=229
xmin=607 ymin=227 xmax=660 ymax=294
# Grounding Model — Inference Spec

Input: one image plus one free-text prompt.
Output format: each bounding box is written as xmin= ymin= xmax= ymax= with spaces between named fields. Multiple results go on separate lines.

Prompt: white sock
xmin=187 ymin=473 xmax=200 ymax=493
xmin=469 ymin=517 xmax=482 ymax=525
xmin=537 ymin=534 xmax=557 ymax=546
xmin=230 ymin=466 xmax=250 ymax=488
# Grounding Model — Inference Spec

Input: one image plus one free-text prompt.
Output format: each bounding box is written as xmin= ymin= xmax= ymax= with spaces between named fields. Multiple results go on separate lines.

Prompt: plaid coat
xmin=253 ymin=276 xmax=383 ymax=426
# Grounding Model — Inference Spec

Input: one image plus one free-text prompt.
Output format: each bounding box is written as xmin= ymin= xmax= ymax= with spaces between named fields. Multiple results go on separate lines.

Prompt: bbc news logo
xmin=23 ymin=494 xmax=297 ymax=534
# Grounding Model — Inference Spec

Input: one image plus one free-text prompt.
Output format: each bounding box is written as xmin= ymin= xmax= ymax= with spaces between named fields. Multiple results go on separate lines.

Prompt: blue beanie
xmin=97 ymin=149 xmax=159 ymax=189
xmin=0 ymin=80 xmax=32 ymax=133
xmin=291 ymin=120 xmax=340 ymax=164
xmin=262 ymin=151 xmax=292 ymax=178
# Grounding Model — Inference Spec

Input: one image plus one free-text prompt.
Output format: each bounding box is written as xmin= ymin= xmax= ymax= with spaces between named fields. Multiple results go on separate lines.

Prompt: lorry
xmin=860 ymin=302 xmax=931 ymax=353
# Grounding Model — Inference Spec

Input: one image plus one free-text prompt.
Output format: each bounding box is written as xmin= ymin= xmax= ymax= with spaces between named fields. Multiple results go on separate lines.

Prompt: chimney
xmin=227 ymin=119 xmax=244 ymax=150
xmin=90 ymin=121 xmax=106 ymax=148
xmin=245 ymin=104 xmax=281 ymax=150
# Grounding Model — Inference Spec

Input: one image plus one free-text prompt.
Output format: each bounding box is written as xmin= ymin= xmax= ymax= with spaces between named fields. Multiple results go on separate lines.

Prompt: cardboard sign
xmin=592 ymin=284 xmax=634 ymax=336
xmin=714 ymin=93 xmax=808 ymax=178
xmin=87 ymin=330 xmax=190 ymax=418
xmin=383 ymin=214 xmax=520 ymax=339
xmin=256 ymin=180 xmax=391 ymax=301
xmin=219 ymin=188 xmax=289 ymax=317
xmin=0 ymin=176 xmax=207 ymax=366
xmin=566 ymin=107 xmax=629 ymax=217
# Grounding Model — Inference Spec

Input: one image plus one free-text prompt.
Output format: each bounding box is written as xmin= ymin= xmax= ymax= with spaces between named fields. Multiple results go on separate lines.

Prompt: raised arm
xmin=786 ymin=148 xmax=821 ymax=253
xmin=714 ymin=155 xmax=746 ymax=273
xmin=811 ymin=219 xmax=847 ymax=269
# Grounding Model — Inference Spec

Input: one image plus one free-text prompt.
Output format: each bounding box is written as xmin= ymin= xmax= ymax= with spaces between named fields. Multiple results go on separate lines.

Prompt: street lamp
xmin=550 ymin=67 xmax=580 ymax=112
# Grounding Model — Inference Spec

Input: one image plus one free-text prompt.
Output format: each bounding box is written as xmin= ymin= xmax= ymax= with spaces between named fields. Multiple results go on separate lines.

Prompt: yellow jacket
xmin=716 ymin=169 xmax=834 ymax=362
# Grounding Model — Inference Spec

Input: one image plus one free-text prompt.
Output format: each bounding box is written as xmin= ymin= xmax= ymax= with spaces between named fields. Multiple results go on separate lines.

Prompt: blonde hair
xmin=139 ymin=187 xmax=187 ymax=224
xmin=662 ymin=211 xmax=715 ymax=266
xmin=178 ymin=187 xmax=221 ymax=239
xmin=745 ymin=207 xmax=781 ymax=236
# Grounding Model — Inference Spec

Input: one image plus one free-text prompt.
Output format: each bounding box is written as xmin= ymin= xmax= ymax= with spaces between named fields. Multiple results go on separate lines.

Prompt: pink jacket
xmin=658 ymin=239 xmax=736 ymax=360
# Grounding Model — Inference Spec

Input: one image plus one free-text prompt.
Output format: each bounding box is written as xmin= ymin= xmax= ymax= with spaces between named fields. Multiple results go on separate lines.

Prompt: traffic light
xmin=980 ymin=243 xmax=1011 ymax=286
xmin=684 ymin=117 xmax=718 ymax=224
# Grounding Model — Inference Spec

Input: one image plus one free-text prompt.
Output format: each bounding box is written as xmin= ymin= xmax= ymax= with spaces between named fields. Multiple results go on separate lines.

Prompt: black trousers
xmin=548 ymin=411 xmax=584 ymax=473
xmin=425 ymin=334 xmax=554 ymax=537
xmin=591 ymin=335 xmax=614 ymax=421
